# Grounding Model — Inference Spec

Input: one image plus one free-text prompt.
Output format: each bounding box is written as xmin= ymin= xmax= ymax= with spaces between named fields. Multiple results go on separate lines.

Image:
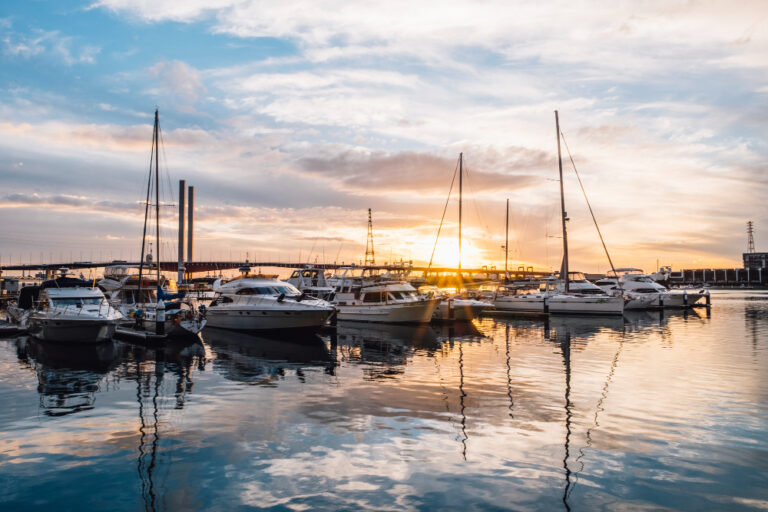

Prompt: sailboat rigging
xmin=546 ymin=111 xmax=624 ymax=315
xmin=107 ymin=109 xmax=206 ymax=338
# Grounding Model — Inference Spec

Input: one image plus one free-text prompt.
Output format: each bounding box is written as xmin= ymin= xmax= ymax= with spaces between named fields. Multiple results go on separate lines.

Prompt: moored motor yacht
xmin=331 ymin=269 xmax=438 ymax=324
xmin=596 ymin=268 xmax=708 ymax=308
xmin=286 ymin=267 xmax=336 ymax=301
xmin=17 ymin=275 xmax=123 ymax=343
xmin=204 ymin=276 xmax=335 ymax=331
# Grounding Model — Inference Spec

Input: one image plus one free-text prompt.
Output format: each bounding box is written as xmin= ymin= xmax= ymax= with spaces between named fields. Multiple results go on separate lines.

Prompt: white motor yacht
xmin=204 ymin=276 xmax=335 ymax=331
xmin=555 ymin=272 xmax=655 ymax=310
xmin=20 ymin=276 xmax=123 ymax=343
xmin=286 ymin=267 xmax=336 ymax=301
xmin=332 ymin=270 xmax=438 ymax=324
xmin=596 ymin=268 xmax=708 ymax=308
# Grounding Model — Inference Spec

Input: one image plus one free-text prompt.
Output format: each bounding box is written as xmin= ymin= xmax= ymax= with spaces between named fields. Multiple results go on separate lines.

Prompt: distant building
xmin=743 ymin=252 xmax=768 ymax=269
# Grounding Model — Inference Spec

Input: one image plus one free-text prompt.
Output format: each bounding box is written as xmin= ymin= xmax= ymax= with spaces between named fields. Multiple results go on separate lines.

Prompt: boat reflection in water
xmin=331 ymin=321 xmax=441 ymax=379
xmin=124 ymin=338 xmax=206 ymax=512
xmin=203 ymin=327 xmax=336 ymax=385
xmin=431 ymin=320 xmax=484 ymax=343
xmin=15 ymin=336 xmax=120 ymax=416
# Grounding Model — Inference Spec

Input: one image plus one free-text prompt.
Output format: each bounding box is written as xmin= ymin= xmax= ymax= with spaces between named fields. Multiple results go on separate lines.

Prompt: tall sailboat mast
xmin=154 ymin=109 xmax=161 ymax=285
xmin=458 ymin=152 xmax=463 ymax=271
xmin=505 ymin=198 xmax=509 ymax=279
xmin=555 ymin=110 xmax=569 ymax=293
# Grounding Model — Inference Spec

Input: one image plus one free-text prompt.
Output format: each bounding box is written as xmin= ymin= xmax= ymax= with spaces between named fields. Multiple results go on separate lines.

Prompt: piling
xmin=187 ymin=185 xmax=194 ymax=262
xmin=178 ymin=180 xmax=185 ymax=284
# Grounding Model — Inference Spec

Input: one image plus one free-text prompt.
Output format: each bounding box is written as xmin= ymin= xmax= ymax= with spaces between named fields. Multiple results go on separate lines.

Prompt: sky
xmin=0 ymin=0 xmax=766 ymax=273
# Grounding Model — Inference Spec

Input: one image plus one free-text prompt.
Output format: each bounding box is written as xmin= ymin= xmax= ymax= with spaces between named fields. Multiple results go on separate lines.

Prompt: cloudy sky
xmin=1 ymin=0 xmax=766 ymax=273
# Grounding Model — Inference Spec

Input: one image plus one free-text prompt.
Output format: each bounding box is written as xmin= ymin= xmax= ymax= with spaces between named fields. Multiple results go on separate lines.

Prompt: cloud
xmin=148 ymin=60 xmax=207 ymax=104
xmin=93 ymin=1 xmax=768 ymax=75
xmin=296 ymin=148 xmax=543 ymax=195
xmin=2 ymin=26 xmax=100 ymax=65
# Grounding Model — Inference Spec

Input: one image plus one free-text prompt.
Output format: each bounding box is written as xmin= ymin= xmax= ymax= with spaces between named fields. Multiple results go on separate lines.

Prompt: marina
xmin=3 ymin=1 xmax=768 ymax=510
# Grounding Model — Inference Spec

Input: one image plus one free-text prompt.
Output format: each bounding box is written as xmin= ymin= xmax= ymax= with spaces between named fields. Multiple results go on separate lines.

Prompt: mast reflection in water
xmin=0 ymin=290 xmax=767 ymax=511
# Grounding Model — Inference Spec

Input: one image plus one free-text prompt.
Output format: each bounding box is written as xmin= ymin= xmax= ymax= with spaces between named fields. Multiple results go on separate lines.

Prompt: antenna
xmin=747 ymin=221 xmax=755 ymax=253
xmin=365 ymin=208 xmax=375 ymax=265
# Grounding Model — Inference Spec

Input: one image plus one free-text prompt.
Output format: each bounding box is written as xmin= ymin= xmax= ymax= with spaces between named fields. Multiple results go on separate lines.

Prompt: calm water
xmin=1 ymin=290 xmax=767 ymax=511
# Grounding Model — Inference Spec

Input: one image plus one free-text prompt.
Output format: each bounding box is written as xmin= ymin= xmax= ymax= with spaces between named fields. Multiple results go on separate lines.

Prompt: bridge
xmin=0 ymin=260 xmax=552 ymax=280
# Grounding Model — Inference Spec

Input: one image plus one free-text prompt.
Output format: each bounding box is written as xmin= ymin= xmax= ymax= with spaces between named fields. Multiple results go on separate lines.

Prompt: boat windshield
xmin=235 ymin=285 xmax=301 ymax=296
xmin=389 ymin=291 xmax=418 ymax=300
xmin=568 ymin=272 xmax=588 ymax=282
xmin=51 ymin=297 xmax=103 ymax=306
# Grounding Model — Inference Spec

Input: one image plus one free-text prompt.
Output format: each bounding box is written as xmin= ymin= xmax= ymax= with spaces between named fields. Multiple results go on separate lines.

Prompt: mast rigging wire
xmin=428 ymin=157 xmax=460 ymax=270
xmin=559 ymin=131 xmax=618 ymax=279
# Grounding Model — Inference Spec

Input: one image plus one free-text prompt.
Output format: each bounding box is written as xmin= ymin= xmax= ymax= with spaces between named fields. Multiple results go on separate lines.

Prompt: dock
xmin=114 ymin=326 xmax=168 ymax=343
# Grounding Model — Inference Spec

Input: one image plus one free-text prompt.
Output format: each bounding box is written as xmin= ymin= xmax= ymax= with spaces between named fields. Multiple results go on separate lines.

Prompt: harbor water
xmin=1 ymin=290 xmax=767 ymax=511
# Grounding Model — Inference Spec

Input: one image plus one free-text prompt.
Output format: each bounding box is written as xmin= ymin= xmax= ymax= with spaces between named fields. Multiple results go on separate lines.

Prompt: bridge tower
xmin=365 ymin=208 xmax=375 ymax=265
xmin=747 ymin=220 xmax=755 ymax=253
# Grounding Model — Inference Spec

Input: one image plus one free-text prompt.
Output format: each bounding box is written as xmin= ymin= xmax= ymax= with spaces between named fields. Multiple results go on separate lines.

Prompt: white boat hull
xmin=493 ymin=295 xmax=548 ymax=314
xmin=432 ymin=299 xmax=489 ymax=321
xmin=548 ymin=295 xmax=624 ymax=315
xmin=657 ymin=292 xmax=706 ymax=308
xmin=120 ymin=304 xmax=205 ymax=338
xmin=204 ymin=307 xmax=333 ymax=331
xmin=28 ymin=316 xmax=118 ymax=343
xmin=623 ymin=294 xmax=659 ymax=310
xmin=336 ymin=299 xmax=438 ymax=324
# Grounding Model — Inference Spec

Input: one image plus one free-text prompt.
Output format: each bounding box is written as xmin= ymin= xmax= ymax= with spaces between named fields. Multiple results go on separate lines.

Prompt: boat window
xmin=273 ymin=285 xmax=300 ymax=295
xmin=290 ymin=271 xmax=300 ymax=278
xmin=50 ymin=297 xmax=102 ymax=306
xmin=363 ymin=292 xmax=383 ymax=303
xmin=236 ymin=288 xmax=257 ymax=295
xmin=302 ymin=270 xmax=312 ymax=277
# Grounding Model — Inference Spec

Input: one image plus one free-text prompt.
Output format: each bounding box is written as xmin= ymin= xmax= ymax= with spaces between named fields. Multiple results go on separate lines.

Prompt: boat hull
xmin=336 ymin=299 xmax=438 ymax=324
xmin=27 ymin=317 xmax=117 ymax=343
xmin=120 ymin=304 xmax=205 ymax=338
xmin=656 ymin=292 xmax=706 ymax=308
xmin=548 ymin=295 xmax=624 ymax=315
xmin=204 ymin=307 xmax=333 ymax=331
xmin=492 ymin=295 xmax=548 ymax=314
xmin=432 ymin=299 xmax=489 ymax=321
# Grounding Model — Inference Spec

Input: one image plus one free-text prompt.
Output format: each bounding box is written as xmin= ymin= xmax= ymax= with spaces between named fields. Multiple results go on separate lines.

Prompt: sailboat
xmin=430 ymin=153 xmax=492 ymax=322
xmin=547 ymin=111 xmax=624 ymax=315
xmin=113 ymin=109 xmax=206 ymax=338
